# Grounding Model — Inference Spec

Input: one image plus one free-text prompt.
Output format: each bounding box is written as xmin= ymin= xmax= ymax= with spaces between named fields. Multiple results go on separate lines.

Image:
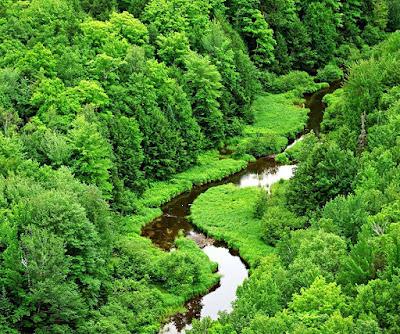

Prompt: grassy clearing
xmin=229 ymin=92 xmax=309 ymax=157
xmin=246 ymin=93 xmax=308 ymax=139
xmin=190 ymin=184 xmax=273 ymax=267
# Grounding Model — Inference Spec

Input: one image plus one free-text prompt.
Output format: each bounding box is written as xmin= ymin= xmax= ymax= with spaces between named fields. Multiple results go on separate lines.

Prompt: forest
xmin=0 ymin=0 xmax=399 ymax=333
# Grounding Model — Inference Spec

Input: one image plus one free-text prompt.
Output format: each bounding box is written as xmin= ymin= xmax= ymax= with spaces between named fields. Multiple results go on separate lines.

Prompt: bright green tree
xmin=184 ymin=52 xmax=224 ymax=146
xmin=68 ymin=115 xmax=113 ymax=195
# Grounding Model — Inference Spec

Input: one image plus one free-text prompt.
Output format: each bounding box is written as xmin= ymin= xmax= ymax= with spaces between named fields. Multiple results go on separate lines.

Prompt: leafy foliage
xmin=188 ymin=32 xmax=400 ymax=334
xmin=1 ymin=0 xmax=399 ymax=333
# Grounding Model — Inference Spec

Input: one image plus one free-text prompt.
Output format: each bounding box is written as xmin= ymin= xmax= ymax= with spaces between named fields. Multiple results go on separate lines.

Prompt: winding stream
xmin=142 ymin=83 xmax=339 ymax=333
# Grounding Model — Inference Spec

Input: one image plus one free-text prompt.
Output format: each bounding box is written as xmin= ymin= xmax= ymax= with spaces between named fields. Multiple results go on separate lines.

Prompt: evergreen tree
xmin=109 ymin=115 xmax=144 ymax=190
xmin=227 ymin=0 xmax=276 ymax=67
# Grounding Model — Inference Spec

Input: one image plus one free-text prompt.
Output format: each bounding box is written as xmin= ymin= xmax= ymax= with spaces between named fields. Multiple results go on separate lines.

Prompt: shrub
xmin=262 ymin=206 xmax=305 ymax=245
xmin=275 ymin=152 xmax=290 ymax=164
xmin=254 ymin=190 xmax=268 ymax=219
xmin=284 ymin=133 xmax=318 ymax=162
xmin=316 ymin=64 xmax=344 ymax=83
xmin=265 ymin=71 xmax=328 ymax=96
xmin=244 ymin=134 xmax=288 ymax=158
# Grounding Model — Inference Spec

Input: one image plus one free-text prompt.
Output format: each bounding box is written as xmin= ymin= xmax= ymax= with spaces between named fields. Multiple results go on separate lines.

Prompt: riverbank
xmin=189 ymin=184 xmax=272 ymax=267
xmin=228 ymin=92 xmax=310 ymax=158
xmin=129 ymin=150 xmax=251 ymax=234
xmin=187 ymin=84 xmax=339 ymax=270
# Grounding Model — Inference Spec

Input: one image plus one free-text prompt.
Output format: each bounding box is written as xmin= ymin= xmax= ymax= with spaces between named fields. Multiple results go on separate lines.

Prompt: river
xmin=141 ymin=83 xmax=339 ymax=333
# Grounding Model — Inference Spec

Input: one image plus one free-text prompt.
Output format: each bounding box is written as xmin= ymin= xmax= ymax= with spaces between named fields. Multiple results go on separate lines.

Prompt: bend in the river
xmin=141 ymin=82 xmax=340 ymax=333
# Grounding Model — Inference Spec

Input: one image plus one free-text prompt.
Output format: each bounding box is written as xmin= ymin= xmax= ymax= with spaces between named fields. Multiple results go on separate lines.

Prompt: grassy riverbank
xmin=229 ymin=93 xmax=310 ymax=157
xmin=127 ymin=150 xmax=252 ymax=233
xmin=140 ymin=151 xmax=252 ymax=208
xmin=191 ymin=184 xmax=273 ymax=267
xmin=247 ymin=93 xmax=308 ymax=138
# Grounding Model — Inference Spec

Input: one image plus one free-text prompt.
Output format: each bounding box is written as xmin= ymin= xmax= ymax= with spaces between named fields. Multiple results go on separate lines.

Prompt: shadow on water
xmin=141 ymin=157 xmax=295 ymax=250
xmin=141 ymin=82 xmax=341 ymax=333
xmin=304 ymin=80 xmax=342 ymax=135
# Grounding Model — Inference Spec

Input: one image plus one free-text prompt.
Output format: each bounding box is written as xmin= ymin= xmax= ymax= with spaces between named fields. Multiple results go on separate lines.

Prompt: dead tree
xmin=357 ymin=111 xmax=367 ymax=154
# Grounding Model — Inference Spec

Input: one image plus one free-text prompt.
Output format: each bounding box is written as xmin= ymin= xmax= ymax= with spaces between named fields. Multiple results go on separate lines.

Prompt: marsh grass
xmin=140 ymin=151 xmax=248 ymax=208
xmin=230 ymin=92 xmax=309 ymax=157
xmin=190 ymin=184 xmax=274 ymax=267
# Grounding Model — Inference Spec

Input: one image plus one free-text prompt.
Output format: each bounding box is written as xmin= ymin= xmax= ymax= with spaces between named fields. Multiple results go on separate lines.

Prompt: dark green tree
xmin=287 ymin=142 xmax=358 ymax=215
xmin=109 ymin=115 xmax=144 ymax=190
xmin=80 ymin=0 xmax=116 ymax=20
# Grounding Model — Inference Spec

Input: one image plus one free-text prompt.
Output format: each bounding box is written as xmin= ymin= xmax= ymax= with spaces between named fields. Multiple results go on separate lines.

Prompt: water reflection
xmin=236 ymin=163 xmax=296 ymax=190
xmin=201 ymin=246 xmax=248 ymax=318
xmin=160 ymin=245 xmax=248 ymax=334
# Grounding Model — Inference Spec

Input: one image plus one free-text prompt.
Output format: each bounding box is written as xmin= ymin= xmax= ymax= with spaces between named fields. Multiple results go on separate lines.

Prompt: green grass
xmin=140 ymin=179 xmax=193 ymax=208
xmin=174 ymin=151 xmax=252 ymax=185
xmin=190 ymin=184 xmax=274 ymax=267
xmin=246 ymin=93 xmax=309 ymax=139
xmin=229 ymin=92 xmax=309 ymax=157
xmin=128 ymin=207 xmax=162 ymax=233
xmin=140 ymin=150 xmax=249 ymax=208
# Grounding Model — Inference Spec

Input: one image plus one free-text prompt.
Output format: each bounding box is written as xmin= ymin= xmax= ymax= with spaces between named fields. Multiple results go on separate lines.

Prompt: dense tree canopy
xmin=0 ymin=0 xmax=399 ymax=333
xmin=189 ymin=30 xmax=400 ymax=334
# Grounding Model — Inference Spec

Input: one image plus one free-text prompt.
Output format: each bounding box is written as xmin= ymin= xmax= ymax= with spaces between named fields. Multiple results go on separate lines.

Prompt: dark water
xmin=142 ymin=83 xmax=339 ymax=333
xmin=141 ymin=158 xmax=295 ymax=250
xmin=304 ymin=81 xmax=342 ymax=135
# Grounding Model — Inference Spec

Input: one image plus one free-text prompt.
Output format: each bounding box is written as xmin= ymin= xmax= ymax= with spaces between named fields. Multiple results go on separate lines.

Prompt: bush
xmin=244 ymin=134 xmax=288 ymax=158
xmin=275 ymin=152 xmax=290 ymax=164
xmin=284 ymin=133 xmax=318 ymax=162
xmin=259 ymin=71 xmax=278 ymax=91
xmin=254 ymin=190 xmax=268 ymax=219
xmin=287 ymin=142 xmax=357 ymax=215
xmin=262 ymin=206 xmax=305 ymax=245
xmin=316 ymin=64 xmax=344 ymax=83
xmin=264 ymin=71 xmax=328 ymax=96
